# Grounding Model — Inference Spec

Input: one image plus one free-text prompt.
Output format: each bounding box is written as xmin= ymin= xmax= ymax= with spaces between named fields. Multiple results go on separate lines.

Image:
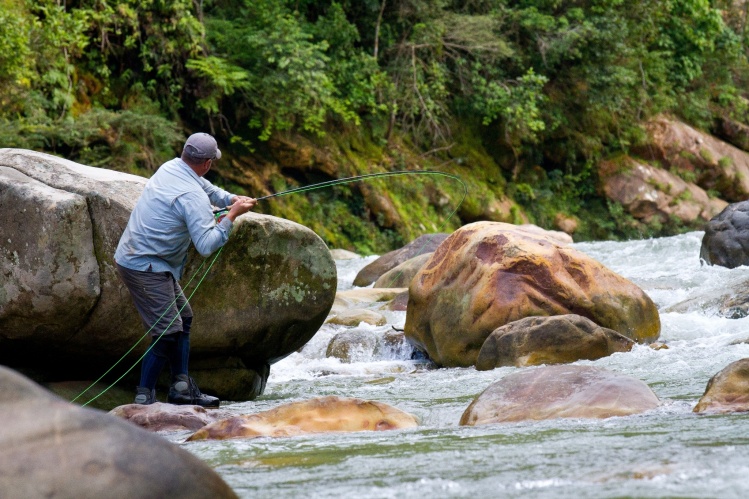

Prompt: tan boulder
xmin=599 ymin=156 xmax=727 ymax=224
xmin=186 ymin=396 xmax=419 ymax=441
xmin=332 ymin=288 xmax=408 ymax=314
xmin=693 ymin=358 xmax=749 ymax=414
xmin=639 ymin=116 xmax=749 ymax=202
xmin=326 ymin=308 xmax=388 ymax=327
xmin=476 ymin=314 xmax=634 ymax=370
xmin=110 ymin=402 xmax=233 ymax=431
xmin=460 ymin=365 xmax=660 ymax=425
xmin=374 ymin=253 xmax=433 ymax=288
xmin=329 ymin=249 xmax=361 ymax=260
xmin=405 ymin=222 xmax=660 ymax=367
xmin=0 ymin=366 xmax=237 ymax=498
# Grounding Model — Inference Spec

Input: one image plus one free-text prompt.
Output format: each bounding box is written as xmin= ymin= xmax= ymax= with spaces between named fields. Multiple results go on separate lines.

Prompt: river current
xmin=172 ymin=231 xmax=749 ymax=498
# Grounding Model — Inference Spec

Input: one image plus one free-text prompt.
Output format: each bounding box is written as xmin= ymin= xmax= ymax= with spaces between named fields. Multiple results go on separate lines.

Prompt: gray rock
xmin=326 ymin=329 xmax=380 ymax=362
xmin=0 ymin=365 xmax=237 ymax=498
xmin=0 ymin=149 xmax=337 ymax=400
xmin=700 ymin=201 xmax=749 ymax=269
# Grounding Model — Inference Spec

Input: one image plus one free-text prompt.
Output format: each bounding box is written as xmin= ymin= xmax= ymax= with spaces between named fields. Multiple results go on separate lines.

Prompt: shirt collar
xmin=176 ymin=157 xmax=202 ymax=183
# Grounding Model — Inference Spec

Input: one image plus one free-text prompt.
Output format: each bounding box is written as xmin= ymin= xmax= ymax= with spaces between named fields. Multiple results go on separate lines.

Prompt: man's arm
xmin=176 ymin=192 xmax=232 ymax=257
xmin=199 ymin=177 xmax=234 ymax=208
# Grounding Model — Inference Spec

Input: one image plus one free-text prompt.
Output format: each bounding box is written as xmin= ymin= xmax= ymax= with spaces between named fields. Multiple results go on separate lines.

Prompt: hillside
xmin=2 ymin=0 xmax=749 ymax=252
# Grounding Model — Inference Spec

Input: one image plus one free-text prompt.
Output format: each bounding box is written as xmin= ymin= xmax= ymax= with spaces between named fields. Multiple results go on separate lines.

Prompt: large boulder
xmin=0 ymin=365 xmax=237 ymax=498
xmin=0 ymin=150 xmax=146 ymax=361
xmin=475 ymin=314 xmax=635 ymax=370
xmin=0 ymin=149 xmax=337 ymax=400
xmin=405 ymin=222 xmax=660 ymax=367
xmin=637 ymin=116 xmax=749 ymax=202
xmin=353 ymin=233 xmax=449 ymax=287
xmin=186 ymin=396 xmax=419 ymax=441
xmin=693 ymin=358 xmax=749 ymax=414
xmin=599 ymin=156 xmax=727 ymax=225
xmin=699 ymin=201 xmax=749 ymax=269
xmin=460 ymin=365 xmax=660 ymax=425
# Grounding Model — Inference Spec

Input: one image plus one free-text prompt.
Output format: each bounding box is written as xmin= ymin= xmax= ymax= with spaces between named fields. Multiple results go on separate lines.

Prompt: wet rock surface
xmin=405 ymin=222 xmax=660 ymax=367
xmin=186 ymin=396 xmax=419 ymax=441
xmin=476 ymin=314 xmax=635 ymax=370
xmin=0 ymin=366 xmax=237 ymax=498
xmin=700 ymin=201 xmax=749 ymax=269
xmin=460 ymin=365 xmax=660 ymax=425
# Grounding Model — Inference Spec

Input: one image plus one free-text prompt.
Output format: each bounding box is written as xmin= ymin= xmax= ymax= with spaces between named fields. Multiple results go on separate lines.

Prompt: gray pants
xmin=116 ymin=263 xmax=193 ymax=336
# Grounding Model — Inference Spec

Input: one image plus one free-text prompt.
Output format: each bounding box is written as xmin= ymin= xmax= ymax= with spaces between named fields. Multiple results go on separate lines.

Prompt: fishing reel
xmin=213 ymin=207 xmax=230 ymax=223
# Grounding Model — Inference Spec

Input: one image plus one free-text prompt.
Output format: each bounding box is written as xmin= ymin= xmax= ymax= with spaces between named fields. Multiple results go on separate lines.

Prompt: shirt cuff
xmin=219 ymin=216 xmax=233 ymax=232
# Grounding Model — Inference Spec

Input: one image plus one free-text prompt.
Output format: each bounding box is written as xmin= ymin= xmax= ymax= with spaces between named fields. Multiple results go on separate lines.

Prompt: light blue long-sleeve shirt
xmin=115 ymin=157 xmax=235 ymax=279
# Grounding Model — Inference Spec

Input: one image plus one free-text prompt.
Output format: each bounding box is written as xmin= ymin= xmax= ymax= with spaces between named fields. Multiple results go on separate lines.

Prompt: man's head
xmin=181 ymin=132 xmax=221 ymax=176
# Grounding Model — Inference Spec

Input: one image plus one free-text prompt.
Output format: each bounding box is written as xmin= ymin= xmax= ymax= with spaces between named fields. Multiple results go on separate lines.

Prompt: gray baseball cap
xmin=183 ymin=132 xmax=222 ymax=160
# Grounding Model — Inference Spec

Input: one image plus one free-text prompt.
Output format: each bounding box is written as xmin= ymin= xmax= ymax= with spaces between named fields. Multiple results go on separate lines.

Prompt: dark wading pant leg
xmin=116 ymin=264 xmax=194 ymax=388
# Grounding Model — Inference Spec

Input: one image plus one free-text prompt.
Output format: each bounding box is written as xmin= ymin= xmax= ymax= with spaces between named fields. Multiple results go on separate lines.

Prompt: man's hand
xmin=227 ymin=197 xmax=257 ymax=221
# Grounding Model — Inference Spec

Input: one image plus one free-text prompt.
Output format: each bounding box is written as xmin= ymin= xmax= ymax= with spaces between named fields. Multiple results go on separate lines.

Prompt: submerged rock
xmin=0 ymin=366 xmax=237 ymax=498
xmin=326 ymin=329 xmax=381 ymax=362
xmin=700 ymin=201 xmax=749 ymax=269
xmin=476 ymin=314 xmax=634 ymax=370
xmin=405 ymin=222 xmax=660 ymax=367
xmin=353 ymin=233 xmax=449 ymax=287
xmin=693 ymin=358 xmax=749 ymax=414
xmin=664 ymin=273 xmax=749 ymax=318
xmin=460 ymin=365 xmax=660 ymax=425
xmin=186 ymin=396 xmax=419 ymax=441
xmin=110 ymin=402 xmax=232 ymax=431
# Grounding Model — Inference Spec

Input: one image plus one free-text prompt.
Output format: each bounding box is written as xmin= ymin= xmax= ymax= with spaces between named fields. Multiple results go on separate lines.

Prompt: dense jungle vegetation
xmin=2 ymin=0 xmax=749 ymax=252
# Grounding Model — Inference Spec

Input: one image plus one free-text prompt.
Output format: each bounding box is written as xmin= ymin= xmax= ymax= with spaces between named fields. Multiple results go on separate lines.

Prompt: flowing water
xmin=172 ymin=231 xmax=749 ymax=498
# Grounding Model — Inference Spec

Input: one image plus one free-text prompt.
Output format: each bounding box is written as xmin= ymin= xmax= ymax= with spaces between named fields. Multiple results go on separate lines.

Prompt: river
xmin=171 ymin=231 xmax=749 ymax=498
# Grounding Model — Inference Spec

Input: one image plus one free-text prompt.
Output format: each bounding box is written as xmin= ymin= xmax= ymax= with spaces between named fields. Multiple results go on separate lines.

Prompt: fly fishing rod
xmin=74 ymin=169 xmax=466 ymax=405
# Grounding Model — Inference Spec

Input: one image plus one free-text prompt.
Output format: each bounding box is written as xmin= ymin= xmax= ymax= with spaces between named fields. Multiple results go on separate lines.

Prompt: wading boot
xmin=133 ymin=386 xmax=156 ymax=405
xmin=167 ymin=374 xmax=220 ymax=408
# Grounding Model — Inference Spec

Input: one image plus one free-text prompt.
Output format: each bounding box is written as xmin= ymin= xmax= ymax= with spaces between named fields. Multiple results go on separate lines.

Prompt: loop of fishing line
xmin=72 ymin=170 xmax=467 ymax=405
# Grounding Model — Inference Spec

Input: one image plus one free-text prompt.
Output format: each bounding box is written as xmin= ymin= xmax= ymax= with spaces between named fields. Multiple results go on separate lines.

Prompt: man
xmin=115 ymin=132 xmax=256 ymax=407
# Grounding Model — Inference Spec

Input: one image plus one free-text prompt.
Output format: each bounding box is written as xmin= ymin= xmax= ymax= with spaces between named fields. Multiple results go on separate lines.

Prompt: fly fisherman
xmin=115 ymin=132 xmax=256 ymax=407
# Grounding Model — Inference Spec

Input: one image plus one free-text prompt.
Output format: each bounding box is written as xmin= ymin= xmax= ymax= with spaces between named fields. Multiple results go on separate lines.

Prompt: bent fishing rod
xmin=75 ymin=169 xmax=467 ymax=406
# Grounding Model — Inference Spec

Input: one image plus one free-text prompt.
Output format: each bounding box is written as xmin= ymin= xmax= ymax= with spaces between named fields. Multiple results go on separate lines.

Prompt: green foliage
xmin=2 ymin=0 xmax=749 ymax=248
xmin=204 ymin=0 xmax=369 ymax=140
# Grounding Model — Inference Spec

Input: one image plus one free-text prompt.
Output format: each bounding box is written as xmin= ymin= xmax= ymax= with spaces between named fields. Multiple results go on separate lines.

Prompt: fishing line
xmin=70 ymin=256 xmax=212 ymax=404
xmin=75 ymin=169 xmax=466 ymax=405
xmin=76 ymin=247 xmax=225 ymax=407
xmin=257 ymin=170 xmax=467 ymax=288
